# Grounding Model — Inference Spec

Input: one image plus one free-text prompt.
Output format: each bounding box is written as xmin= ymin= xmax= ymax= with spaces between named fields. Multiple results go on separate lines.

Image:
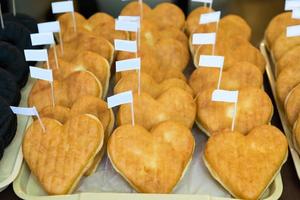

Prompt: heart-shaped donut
xmin=189 ymin=15 xmax=251 ymax=54
xmin=108 ymin=120 xmax=195 ymax=193
xmin=189 ymin=61 xmax=263 ymax=96
xmin=49 ymin=30 xmax=114 ymax=66
xmin=115 ymin=72 xmax=193 ymax=98
xmin=194 ymin=36 xmax=266 ymax=73
xmin=23 ymin=114 xmax=104 ymax=195
xmin=265 ymin=12 xmax=300 ymax=49
xmin=28 ymin=71 xmax=102 ymax=112
xmin=39 ymin=96 xmax=115 ymax=176
xmin=118 ymin=88 xmax=196 ymax=129
xmin=196 ymin=87 xmax=273 ymax=135
xmin=277 ymin=45 xmax=300 ymax=76
xmin=116 ymin=44 xmax=186 ymax=83
xmin=47 ymin=51 xmax=110 ymax=98
xmin=204 ymin=125 xmax=288 ymax=200
xmin=276 ymin=64 xmax=300 ymax=104
xmin=58 ymin=12 xmax=128 ymax=44
xmin=120 ymin=1 xmax=152 ymax=17
xmin=284 ymin=83 xmax=300 ymax=126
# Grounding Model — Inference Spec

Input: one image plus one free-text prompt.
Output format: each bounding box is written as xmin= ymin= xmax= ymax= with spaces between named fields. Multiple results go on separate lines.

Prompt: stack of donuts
xmin=0 ymin=12 xmax=39 ymax=159
xmin=265 ymin=12 xmax=300 ymax=154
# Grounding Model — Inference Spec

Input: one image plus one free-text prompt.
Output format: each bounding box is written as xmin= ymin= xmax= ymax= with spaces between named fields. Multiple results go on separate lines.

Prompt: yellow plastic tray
xmin=260 ymin=41 xmax=300 ymax=180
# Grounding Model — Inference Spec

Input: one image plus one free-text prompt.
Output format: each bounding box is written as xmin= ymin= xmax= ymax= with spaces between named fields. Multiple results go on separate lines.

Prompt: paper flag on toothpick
xmin=38 ymin=21 xmax=60 ymax=33
xmin=30 ymin=33 xmax=55 ymax=46
xmin=212 ymin=89 xmax=239 ymax=131
xmin=24 ymin=49 xmax=48 ymax=62
xmin=287 ymin=25 xmax=300 ymax=37
xmin=107 ymin=91 xmax=135 ymax=126
xmin=285 ymin=0 xmax=300 ymax=10
xmin=118 ymin=16 xmax=140 ymax=24
xmin=115 ymin=19 xmax=139 ymax=32
xmin=29 ymin=67 xmax=53 ymax=82
xmin=199 ymin=11 xmax=221 ymax=24
xmin=192 ymin=33 xmax=216 ymax=45
xmin=199 ymin=55 xmax=224 ymax=68
xmin=116 ymin=58 xmax=141 ymax=72
xmin=114 ymin=39 xmax=138 ymax=52
xmin=51 ymin=1 xmax=76 ymax=32
xmin=191 ymin=0 xmax=213 ymax=3
xmin=51 ymin=1 xmax=74 ymax=13
xmin=10 ymin=106 xmax=45 ymax=132
xmin=292 ymin=7 xmax=300 ymax=19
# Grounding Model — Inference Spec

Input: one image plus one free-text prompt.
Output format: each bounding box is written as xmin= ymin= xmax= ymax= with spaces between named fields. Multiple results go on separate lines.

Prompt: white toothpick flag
xmin=212 ymin=89 xmax=239 ymax=131
xmin=30 ymin=33 xmax=59 ymax=69
xmin=115 ymin=19 xmax=139 ymax=32
xmin=38 ymin=21 xmax=64 ymax=55
xmin=199 ymin=11 xmax=221 ymax=24
xmin=191 ymin=0 xmax=213 ymax=8
xmin=107 ymin=91 xmax=135 ymax=126
xmin=192 ymin=33 xmax=216 ymax=45
xmin=285 ymin=0 xmax=300 ymax=10
xmin=29 ymin=67 xmax=53 ymax=82
xmin=10 ymin=106 xmax=45 ymax=132
xmin=199 ymin=55 xmax=224 ymax=89
xmin=116 ymin=58 xmax=141 ymax=72
xmin=114 ymin=39 xmax=138 ymax=52
xmin=287 ymin=25 xmax=300 ymax=37
xmin=24 ymin=49 xmax=48 ymax=62
xmin=118 ymin=16 xmax=140 ymax=26
xmin=292 ymin=7 xmax=300 ymax=19
xmin=51 ymin=1 xmax=76 ymax=32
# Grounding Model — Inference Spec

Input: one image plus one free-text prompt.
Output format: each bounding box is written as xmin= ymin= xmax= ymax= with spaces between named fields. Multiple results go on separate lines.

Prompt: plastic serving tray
xmin=13 ymin=76 xmax=283 ymax=199
xmin=0 ymin=77 xmax=35 ymax=191
xmin=260 ymin=41 xmax=300 ymax=180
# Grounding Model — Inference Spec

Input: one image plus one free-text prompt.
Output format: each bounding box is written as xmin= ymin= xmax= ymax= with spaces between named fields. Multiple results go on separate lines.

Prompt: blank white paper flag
xmin=116 ymin=58 xmax=141 ymax=72
xmin=115 ymin=19 xmax=139 ymax=32
xmin=107 ymin=91 xmax=133 ymax=108
xmin=199 ymin=55 xmax=224 ymax=68
xmin=30 ymin=33 xmax=55 ymax=46
xmin=292 ymin=8 xmax=300 ymax=19
xmin=24 ymin=49 xmax=48 ymax=62
xmin=52 ymin=1 xmax=74 ymax=13
xmin=114 ymin=39 xmax=137 ymax=52
xmin=287 ymin=25 xmax=300 ymax=37
xmin=30 ymin=67 xmax=53 ymax=82
xmin=191 ymin=0 xmax=213 ymax=3
xmin=38 ymin=21 xmax=60 ymax=33
xmin=10 ymin=106 xmax=38 ymax=116
xmin=285 ymin=0 xmax=300 ymax=10
xmin=200 ymin=11 xmax=221 ymax=24
xmin=192 ymin=33 xmax=216 ymax=45
xmin=212 ymin=90 xmax=238 ymax=103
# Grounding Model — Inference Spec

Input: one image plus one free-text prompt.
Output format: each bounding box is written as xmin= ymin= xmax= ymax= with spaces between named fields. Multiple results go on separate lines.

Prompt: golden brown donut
xmin=277 ymin=45 xmax=300 ymax=76
xmin=284 ymin=83 xmax=300 ymax=126
xmin=120 ymin=1 xmax=152 ymax=17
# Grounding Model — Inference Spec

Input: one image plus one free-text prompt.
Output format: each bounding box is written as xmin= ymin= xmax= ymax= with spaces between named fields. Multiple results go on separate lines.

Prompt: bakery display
xmin=1 ymin=1 xmax=292 ymax=199
xmin=108 ymin=121 xmax=195 ymax=193
xmin=204 ymin=125 xmax=288 ymax=200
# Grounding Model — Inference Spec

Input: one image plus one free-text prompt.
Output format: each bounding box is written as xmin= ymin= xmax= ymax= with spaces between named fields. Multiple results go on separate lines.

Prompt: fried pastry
xmin=185 ymin=6 xmax=214 ymax=36
xmin=277 ymin=45 xmax=300 ymax=76
xmin=23 ymin=114 xmax=104 ymax=195
xmin=115 ymin=72 xmax=193 ymax=98
xmin=204 ymin=125 xmax=288 ymax=200
xmin=284 ymin=83 xmax=300 ymax=126
xmin=40 ymin=96 xmax=114 ymax=176
xmin=265 ymin=12 xmax=300 ymax=49
xmin=190 ymin=15 xmax=251 ymax=54
xmin=194 ymin=36 xmax=266 ymax=73
xmin=293 ymin=115 xmax=300 ymax=154
xmin=58 ymin=12 xmax=128 ymax=44
xmin=120 ymin=1 xmax=152 ymax=17
xmin=276 ymin=65 xmax=300 ymax=104
xmin=28 ymin=71 xmax=102 ymax=112
xmin=158 ymin=27 xmax=189 ymax=49
xmin=196 ymin=87 xmax=273 ymax=135
xmin=189 ymin=62 xmax=263 ymax=96
xmin=108 ymin=121 xmax=195 ymax=193
xmin=47 ymin=51 xmax=110 ymax=98
xmin=118 ymin=88 xmax=196 ymax=129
